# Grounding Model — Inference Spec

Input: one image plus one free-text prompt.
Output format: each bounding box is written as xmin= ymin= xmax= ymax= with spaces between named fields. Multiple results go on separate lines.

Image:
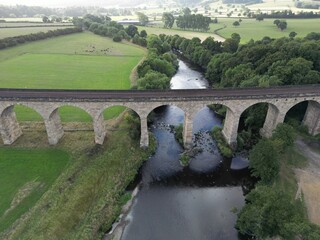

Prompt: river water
xmin=121 ymin=60 xmax=250 ymax=240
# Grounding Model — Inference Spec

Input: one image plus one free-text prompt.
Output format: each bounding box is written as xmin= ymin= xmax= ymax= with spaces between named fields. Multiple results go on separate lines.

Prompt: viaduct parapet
xmin=0 ymin=85 xmax=319 ymax=149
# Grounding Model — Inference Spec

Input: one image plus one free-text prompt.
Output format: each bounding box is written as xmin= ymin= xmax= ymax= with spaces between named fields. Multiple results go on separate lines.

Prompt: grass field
xmin=0 ymin=31 xmax=145 ymax=121
xmin=138 ymin=25 xmax=225 ymax=41
xmin=0 ymin=26 xmax=73 ymax=39
xmin=214 ymin=18 xmax=320 ymax=43
xmin=0 ymin=120 xmax=155 ymax=239
xmin=0 ymin=148 xmax=70 ymax=232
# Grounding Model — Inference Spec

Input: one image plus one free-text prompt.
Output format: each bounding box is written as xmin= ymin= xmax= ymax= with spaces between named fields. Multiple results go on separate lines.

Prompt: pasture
xmin=0 ymin=26 xmax=73 ymax=39
xmin=0 ymin=31 xmax=145 ymax=121
xmin=213 ymin=18 xmax=320 ymax=43
xmin=0 ymin=148 xmax=69 ymax=232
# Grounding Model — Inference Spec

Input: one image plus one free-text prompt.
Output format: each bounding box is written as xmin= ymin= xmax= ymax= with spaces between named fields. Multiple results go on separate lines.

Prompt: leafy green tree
xmin=237 ymin=186 xmax=302 ymax=239
xmin=136 ymin=12 xmax=149 ymax=26
xmin=125 ymin=25 xmax=138 ymax=38
xmin=137 ymin=71 xmax=170 ymax=89
xmin=182 ymin=7 xmax=191 ymax=16
xmin=272 ymin=123 xmax=296 ymax=150
xmin=233 ymin=21 xmax=240 ymax=27
xmin=256 ymin=15 xmax=264 ymax=21
xmin=42 ymin=16 xmax=49 ymax=23
xmin=162 ymin=12 xmax=175 ymax=28
xmin=249 ymin=138 xmax=279 ymax=184
xmin=140 ymin=30 xmax=147 ymax=38
xmin=278 ymin=21 xmax=287 ymax=31
xmin=289 ymin=31 xmax=297 ymax=38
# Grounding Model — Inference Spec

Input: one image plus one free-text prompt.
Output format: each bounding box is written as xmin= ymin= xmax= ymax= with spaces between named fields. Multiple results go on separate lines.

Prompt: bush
xmin=211 ymin=126 xmax=233 ymax=158
xmin=113 ymin=34 xmax=122 ymax=42
xmin=174 ymin=124 xmax=183 ymax=146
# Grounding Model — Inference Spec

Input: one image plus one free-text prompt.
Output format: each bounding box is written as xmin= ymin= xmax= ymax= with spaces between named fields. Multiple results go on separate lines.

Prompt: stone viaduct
xmin=0 ymin=85 xmax=319 ymax=149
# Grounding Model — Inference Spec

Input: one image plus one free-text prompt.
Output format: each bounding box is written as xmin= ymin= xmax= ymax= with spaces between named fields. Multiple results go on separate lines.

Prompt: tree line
xmin=0 ymin=27 xmax=82 ymax=50
xmin=162 ymin=10 xmax=212 ymax=32
xmin=249 ymin=10 xmax=320 ymax=19
xmin=73 ymin=14 xmax=148 ymax=46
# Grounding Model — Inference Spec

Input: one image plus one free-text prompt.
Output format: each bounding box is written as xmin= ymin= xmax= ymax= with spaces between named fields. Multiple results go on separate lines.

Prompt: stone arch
xmin=0 ymin=103 xmax=46 ymax=145
xmin=284 ymin=100 xmax=320 ymax=136
xmin=47 ymin=104 xmax=98 ymax=144
xmin=101 ymin=104 xmax=144 ymax=147
xmin=50 ymin=104 xmax=94 ymax=122
xmin=147 ymin=103 xmax=193 ymax=148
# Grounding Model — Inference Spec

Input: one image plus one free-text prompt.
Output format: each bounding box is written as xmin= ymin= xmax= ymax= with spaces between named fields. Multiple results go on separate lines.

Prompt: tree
xmin=137 ymin=71 xmax=170 ymax=90
xmin=249 ymin=138 xmax=279 ymax=184
xmin=136 ymin=12 xmax=149 ymax=26
xmin=256 ymin=15 xmax=264 ymax=21
xmin=42 ymin=16 xmax=49 ymax=23
xmin=233 ymin=21 xmax=240 ymax=27
xmin=289 ymin=31 xmax=297 ymax=38
xmin=272 ymin=123 xmax=296 ymax=151
xmin=273 ymin=19 xmax=280 ymax=26
xmin=277 ymin=21 xmax=287 ymax=31
xmin=182 ymin=7 xmax=191 ymax=16
xmin=237 ymin=186 xmax=302 ymax=239
xmin=162 ymin=12 xmax=175 ymax=28
xmin=140 ymin=30 xmax=147 ymax=38
xmin=125 ymin=25 xmax=138 ymax=38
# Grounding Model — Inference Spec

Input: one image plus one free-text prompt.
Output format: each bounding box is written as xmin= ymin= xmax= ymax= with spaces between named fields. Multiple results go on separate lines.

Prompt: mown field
xmin=0 ymin=148 xmax=70 ymax=232
xmin=0 ymin=26 xmax=73 ymax=39
xmin=213 ymin=18 xmax=320 ymax=43
xmin=0 ymin=31 xmax=145 ymax=121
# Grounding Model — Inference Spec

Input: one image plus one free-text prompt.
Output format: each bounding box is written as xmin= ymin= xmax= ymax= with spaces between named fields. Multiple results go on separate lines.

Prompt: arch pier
xmin=0 ymin=86 xmax=319 ymax=148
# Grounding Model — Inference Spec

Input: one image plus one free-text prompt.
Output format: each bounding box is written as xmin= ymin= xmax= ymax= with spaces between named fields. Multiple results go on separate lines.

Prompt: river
xmin=121 ymin=60 xmax=251 ymax=240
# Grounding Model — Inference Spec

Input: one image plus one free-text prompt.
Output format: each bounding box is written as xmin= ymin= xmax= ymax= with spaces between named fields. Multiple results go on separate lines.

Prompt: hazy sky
xmin=0 ymin=0 xmax=124 ymax=7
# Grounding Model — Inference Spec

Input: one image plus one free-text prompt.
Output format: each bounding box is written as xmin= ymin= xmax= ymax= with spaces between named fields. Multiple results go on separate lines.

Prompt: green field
xmin=138 ymin=25 xmax=225 ymax=42
xmin=0 ymin=148 xmax=69 ymax=232
xmin=0 ymin=121 xmax=155 ymax=239
xmin=214 ymin=18 xmax=320 ymax=43
xmin=0 ymin=31 xmax=145 ymax=121
xmin=0 ymin=26 xmax=73 ymax=39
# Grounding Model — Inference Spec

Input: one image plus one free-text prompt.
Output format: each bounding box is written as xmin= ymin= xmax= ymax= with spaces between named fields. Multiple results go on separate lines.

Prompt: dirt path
xmin=295 ymin=137 xmax=320 ymax=224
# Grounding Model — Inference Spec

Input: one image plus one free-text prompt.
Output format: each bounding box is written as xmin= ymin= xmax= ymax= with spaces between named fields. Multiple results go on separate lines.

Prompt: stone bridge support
xmin=183 ymin=112 xmax=194 ymax=149
xmin=0 ymin=106 xmax=22 ymax=144
xmin=303 ymin=101 xmax=320 ymax=136
xmin=93 ymin=113 xmax=106 ymax=145
xmin=45 ymin=109 xmax=64 ymax=145
xmin=222 ymin=108 xmax=241 ymax=149
xmin=140 ymin=116 xmax=149 ymax=149
xmin=260 ymin=103 xmax=285 ymax=138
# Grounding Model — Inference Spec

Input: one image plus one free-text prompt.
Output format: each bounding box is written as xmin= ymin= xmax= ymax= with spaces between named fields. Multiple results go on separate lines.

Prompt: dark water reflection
xmin=122 ymin=60 xmax=250 ymax=240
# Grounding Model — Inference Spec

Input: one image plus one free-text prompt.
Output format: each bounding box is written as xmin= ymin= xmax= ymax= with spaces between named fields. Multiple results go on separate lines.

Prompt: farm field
xmin=0 ymin=148 xmax=70 ymax=232
xmin=0 ymin=26 xmax=73 ymax=39
xmin=138 ymin=25 xmax=225 ymax=41
xmin=0 ymin=31 xmax=146 ymax=121
xmin=214 ymin=18 xmax=320 ymax=43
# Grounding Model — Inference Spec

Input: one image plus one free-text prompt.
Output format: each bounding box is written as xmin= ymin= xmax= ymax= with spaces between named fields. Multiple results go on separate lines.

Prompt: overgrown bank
xmin=0 ymin=116 xmax=156 ymax=240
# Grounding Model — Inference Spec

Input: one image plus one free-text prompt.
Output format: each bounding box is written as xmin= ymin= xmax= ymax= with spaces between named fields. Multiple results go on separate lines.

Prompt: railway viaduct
xmin=0 ymin=85 xmax=319 ymax=149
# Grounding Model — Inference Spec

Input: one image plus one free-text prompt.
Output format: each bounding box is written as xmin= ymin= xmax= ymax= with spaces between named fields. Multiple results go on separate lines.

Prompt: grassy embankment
xmin=0 ymin=31 xmax=152 ymax=238
xmin=0 ymin=31 xmax=146 ymax=121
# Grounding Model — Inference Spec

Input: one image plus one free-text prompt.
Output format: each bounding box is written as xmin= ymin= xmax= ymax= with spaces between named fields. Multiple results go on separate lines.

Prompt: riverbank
xmin=0 ymin=118 xmax=156 ymax=239
xmin=295 ymin=136 xmax=320 ymax=225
